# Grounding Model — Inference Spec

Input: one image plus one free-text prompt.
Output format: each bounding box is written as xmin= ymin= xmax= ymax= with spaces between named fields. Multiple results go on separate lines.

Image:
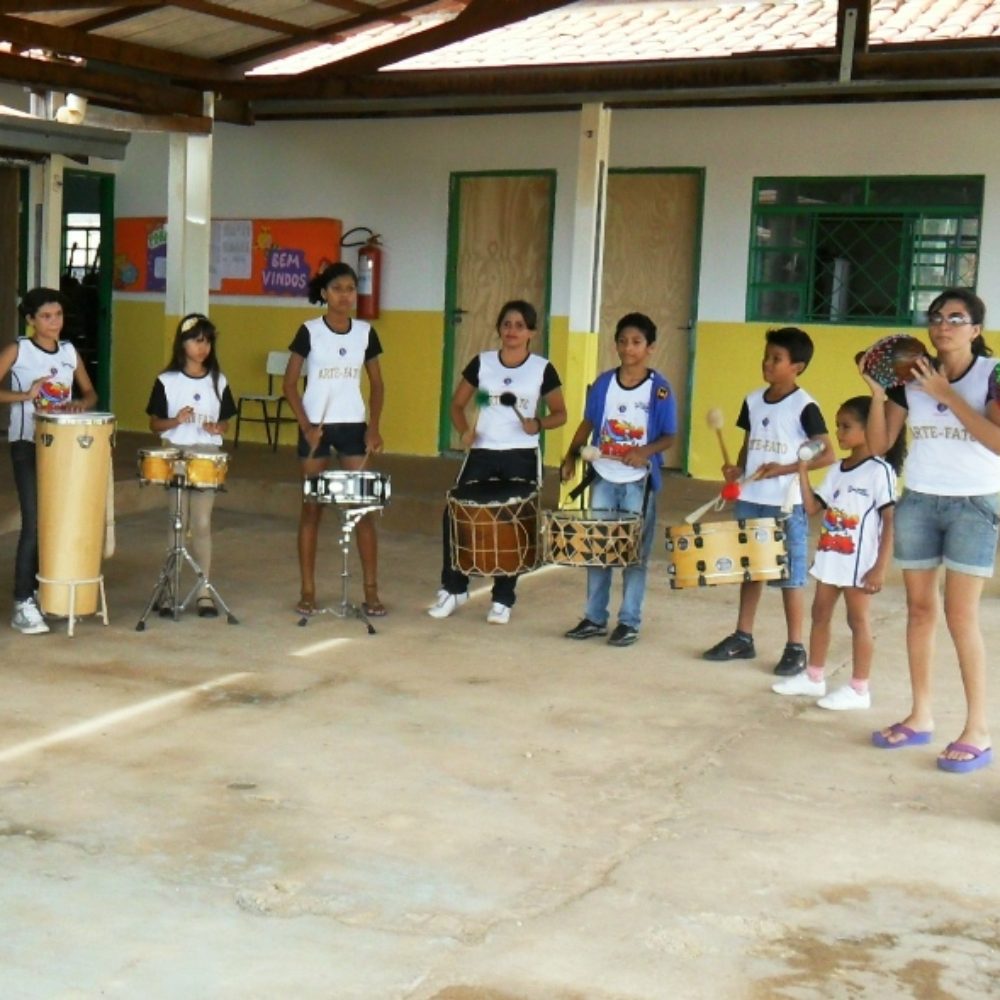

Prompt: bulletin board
xmin=113 ymin=217 xmax=342 ymax=296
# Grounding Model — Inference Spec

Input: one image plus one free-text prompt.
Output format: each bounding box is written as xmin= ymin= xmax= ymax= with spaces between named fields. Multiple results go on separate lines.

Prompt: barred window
xmin=747 ymin=176 xmax=983 ymax=325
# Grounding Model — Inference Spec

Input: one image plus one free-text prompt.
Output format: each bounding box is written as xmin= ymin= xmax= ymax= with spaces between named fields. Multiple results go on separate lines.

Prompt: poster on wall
xmin=113 ymin=217 xmax=343 ymax=296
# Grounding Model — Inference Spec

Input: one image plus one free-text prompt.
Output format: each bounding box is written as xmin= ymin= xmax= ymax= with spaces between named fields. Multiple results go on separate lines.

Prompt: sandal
xmin=295 ymin=594 xmax=317 ymax=616
xmin=197 ymin=596 xmax=219 ymax=618
xmin=362 ymin=584 xmax=387 ymax=617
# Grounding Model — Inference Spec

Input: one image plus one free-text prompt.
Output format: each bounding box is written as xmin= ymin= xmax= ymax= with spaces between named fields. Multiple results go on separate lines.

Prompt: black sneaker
xmin=564 ymin=618 xmax=608 ymax=640
xmin=773 ymin=644 xmax=807 ymax=676
xmin=607 ymin=623 xmax=639 ymax=647
xmin=703 ymin=632 xmax=756 ymax=661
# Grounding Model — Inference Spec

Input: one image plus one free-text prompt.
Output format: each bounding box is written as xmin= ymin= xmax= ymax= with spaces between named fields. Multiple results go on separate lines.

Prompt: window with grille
xmin=747 ymin=176 xmax=983 ymax=325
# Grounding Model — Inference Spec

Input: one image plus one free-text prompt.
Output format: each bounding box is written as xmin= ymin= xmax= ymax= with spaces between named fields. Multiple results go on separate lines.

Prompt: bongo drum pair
xmin=137 ymin=447 xmax=229 ymax=490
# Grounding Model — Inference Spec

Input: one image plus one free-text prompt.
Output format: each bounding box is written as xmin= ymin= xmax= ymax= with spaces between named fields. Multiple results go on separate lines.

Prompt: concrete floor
xmin=0 ymin=438 xmax=997 ymax=999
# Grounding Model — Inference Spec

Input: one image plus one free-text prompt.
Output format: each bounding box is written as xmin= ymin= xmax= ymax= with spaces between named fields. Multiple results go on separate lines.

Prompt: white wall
xmin=114 ymin=98 xmax=1000 ymax=322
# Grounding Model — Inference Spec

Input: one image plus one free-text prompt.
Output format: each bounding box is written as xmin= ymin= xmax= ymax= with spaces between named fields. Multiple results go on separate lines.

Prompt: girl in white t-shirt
xmin=773 ymin=396 xmax=902 ymax=710
xmin=146 ymin=313 xmax=236 ymax=617
xmin=283 ymin=263 xmax=385 ymax=618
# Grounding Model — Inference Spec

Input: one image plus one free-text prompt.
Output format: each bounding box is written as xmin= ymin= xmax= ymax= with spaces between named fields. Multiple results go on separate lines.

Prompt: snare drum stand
xmin=136 ymin=474 xmax=238 ymax=630
xmin=298 ymin=503 xmax=382 ymax=635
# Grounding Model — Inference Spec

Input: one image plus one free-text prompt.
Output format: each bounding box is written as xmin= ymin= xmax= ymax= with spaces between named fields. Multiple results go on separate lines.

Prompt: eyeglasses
xmin=927 ymin=312 xmax=972 ymax=327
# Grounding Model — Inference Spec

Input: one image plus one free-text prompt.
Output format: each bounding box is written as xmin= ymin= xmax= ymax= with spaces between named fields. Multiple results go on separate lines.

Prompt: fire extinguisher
xmin=342 ymin=226 xmax=382 ymax=320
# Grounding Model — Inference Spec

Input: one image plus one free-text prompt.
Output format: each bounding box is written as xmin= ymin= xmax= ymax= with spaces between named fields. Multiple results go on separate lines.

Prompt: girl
xmin=772 ymin=396 xmax=902 ymax=709
xmin=428 ymin=299 xmax=566 ymax=625
xmin=146 ymin=313 xmax=236 ymax=617
xmin=283 ymin=262 xmax=385 ymax=618
xmin=0 ymin=287 xmax=97 ymax=635
xmin=864 ymin=288 xmax=1000 ymax=772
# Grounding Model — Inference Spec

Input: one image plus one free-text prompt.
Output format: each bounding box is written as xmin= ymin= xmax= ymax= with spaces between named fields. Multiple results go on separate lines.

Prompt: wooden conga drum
xmin=35 ymin=411 xmax=116 ymax=616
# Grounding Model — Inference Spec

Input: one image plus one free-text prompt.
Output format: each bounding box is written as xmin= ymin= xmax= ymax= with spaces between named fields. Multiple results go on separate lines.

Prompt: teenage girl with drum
xmin=146 ymin=313 xmax=237 ymax=617
xmin=0 ymin=287 xmax=97 ymax=635
xmin=559 ymin=313 xmax=677 ymax=647
xmin=284 ymin=262 xmax=386 ymax=618
xmin=429 ymin=299 xmax=566 ymax=625
xmin=864 ymin=288 xmax=1000 ymax=773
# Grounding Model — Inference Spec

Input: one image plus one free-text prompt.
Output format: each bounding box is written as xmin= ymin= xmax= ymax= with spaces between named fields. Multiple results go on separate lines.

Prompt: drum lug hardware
xmin=41 ymin=434 xmax=53 ymax=447
xmin=77 ymin=435 xmax=94 ymax=449
xmin=738 ymin=532 xmax=748 ymax=544
xmin=694 ymin=536 xmax=704 ymax=548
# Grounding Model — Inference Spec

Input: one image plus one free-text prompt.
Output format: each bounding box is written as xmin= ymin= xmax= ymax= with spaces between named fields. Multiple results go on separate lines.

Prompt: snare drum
xmin=665 ymin=518 xmax=787 ymax=589
xmin=543 ymin=508 xmax=641 ymax=567
xmin=448 ymin=480 xmax=539 ymax=577
xmin=303 ymin=470 xmax=391 ymax=507
xmin=182 ymin=448 xmax=229 ymax=491
xmin=137 ymin=447 xmax=181 ymax=486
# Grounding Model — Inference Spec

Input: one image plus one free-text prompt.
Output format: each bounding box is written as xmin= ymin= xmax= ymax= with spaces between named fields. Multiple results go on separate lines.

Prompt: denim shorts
xmin=733 ymin=499 xmax=808 ymax=588
xmin=894 ymin=489 xmax=1000 ymax=577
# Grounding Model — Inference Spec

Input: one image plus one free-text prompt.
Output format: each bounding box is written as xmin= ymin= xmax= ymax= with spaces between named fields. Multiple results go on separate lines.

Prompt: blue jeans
xmin=584 ymin=475 xmax=656 ymax=630
xmin=733 ymin=499 xmax=808 ymax=588
xmin=11 ymin=441 xmax=39 ymax=601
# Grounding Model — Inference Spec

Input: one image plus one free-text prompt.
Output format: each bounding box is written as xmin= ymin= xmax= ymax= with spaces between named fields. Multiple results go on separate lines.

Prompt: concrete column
xmin=553 ymin=103 xmax=611 ymax=479
xmin=37 ymin=154 xmax=66 ymax=288
xmin=165 ymin=93 xmax=214 ymax=341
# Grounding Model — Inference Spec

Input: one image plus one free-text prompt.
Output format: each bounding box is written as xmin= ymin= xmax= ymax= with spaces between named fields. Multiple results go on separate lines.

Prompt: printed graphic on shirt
xmin=817 ymin=504 xmax=861 ymax=555
xmin=35 ymin=370 xmax=72 ymax=409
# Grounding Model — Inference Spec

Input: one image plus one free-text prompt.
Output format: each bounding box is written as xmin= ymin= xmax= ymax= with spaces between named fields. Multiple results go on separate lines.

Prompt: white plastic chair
xmin=233 ymin=350 xmax=296 ymax=451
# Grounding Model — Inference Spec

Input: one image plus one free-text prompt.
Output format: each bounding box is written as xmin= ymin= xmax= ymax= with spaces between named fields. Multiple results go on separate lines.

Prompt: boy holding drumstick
xmin=703 ymin=327 xmax=833 ymax=674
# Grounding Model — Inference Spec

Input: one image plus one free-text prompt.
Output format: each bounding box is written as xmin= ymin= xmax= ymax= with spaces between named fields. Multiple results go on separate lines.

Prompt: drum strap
xmin=567 ymin=465 xmax=596 ymax=504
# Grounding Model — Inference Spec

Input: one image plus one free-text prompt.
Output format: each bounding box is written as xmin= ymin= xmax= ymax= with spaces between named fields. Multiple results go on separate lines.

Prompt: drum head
xmin=450 ymin=479 xmax=536 ymax=504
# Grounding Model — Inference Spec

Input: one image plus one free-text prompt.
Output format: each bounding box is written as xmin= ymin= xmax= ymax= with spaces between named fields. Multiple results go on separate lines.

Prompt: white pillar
xmin=38 ymin=154 xmax=66 ymax=288
xmin=568 ymin=102 xmax=611 ymax=335
xmin=166 ymin=93 xmax=214 ymax=317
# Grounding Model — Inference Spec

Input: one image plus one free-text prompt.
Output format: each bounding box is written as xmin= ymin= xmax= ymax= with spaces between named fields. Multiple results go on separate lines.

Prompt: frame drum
xmin=35 ymin=411 xmax=116 ymax=615
xmin=665 ymin=518 xmax=787 ymax=589
xmin=543 ymin=508 xmax=641 ymax=567
xmin=448 ymin=479 xmax=539 ymax=577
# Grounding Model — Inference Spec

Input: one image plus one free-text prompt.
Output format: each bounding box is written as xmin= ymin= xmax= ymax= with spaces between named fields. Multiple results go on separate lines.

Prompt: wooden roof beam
xmin=0 ymin=12 xmax=235 ymax=82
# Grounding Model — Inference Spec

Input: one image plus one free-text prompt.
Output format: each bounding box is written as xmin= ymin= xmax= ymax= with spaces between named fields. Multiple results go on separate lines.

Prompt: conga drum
xmin=35 ymin=411 xmax=116 ymax=616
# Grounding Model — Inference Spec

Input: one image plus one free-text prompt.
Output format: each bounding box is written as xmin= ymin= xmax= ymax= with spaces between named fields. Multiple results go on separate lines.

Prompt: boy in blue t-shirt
xmin=703 ymin=327 xmax=834 ymax=675
xmin=559 ymin=313 xmax=677 ymax=647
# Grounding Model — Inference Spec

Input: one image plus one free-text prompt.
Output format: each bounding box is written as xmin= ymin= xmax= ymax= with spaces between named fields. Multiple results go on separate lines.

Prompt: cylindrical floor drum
xmin=448 ymin=479 xmax=539 ymax=576
xmin=36 ymin=411 xmax=116 ymax=616
xmin=543 ymin=508 xmax=642 ymax=567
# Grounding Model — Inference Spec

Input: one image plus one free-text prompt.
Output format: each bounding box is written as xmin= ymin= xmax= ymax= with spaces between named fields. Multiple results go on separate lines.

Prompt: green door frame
xmin=439 ymin=169 xmax=557 ymax=453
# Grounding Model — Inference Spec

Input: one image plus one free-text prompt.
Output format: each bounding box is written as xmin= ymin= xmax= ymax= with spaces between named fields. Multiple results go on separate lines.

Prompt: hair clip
xmin=180 ymin=314 xmax=205 ymax=333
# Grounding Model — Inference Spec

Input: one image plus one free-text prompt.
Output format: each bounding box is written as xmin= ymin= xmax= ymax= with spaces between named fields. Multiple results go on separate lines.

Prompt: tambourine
xmin=856 ymin=335 xmax=930 ymax=390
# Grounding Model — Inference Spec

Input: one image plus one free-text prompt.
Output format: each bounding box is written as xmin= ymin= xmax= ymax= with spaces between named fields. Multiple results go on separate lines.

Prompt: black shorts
xmin=297 ymin=422 xmax=367 ymax=459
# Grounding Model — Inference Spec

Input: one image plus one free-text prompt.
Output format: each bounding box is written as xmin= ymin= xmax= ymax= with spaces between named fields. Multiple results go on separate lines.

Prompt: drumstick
xmin=683 ymin=469 xmax=763 ymax=525
xmin=706 ymin=408 xmax=731 ymax=467
xmin=463 ymin=388 xmax=490 ymax=448
xmin=499 ymin=391 xmax=534 ymax=432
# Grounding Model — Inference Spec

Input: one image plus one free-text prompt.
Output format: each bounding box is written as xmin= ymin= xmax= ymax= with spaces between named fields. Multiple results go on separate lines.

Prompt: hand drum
xmin=857 ymin=335 xmax=929 ymax=390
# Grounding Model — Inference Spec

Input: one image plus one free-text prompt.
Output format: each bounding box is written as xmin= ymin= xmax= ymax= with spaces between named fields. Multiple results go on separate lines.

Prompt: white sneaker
xmin=11 ymin=598 xmax=49 ymax=635
xmin=817 ymin=684 xmax=871 ymax=711
xmin=772 ymin=672 xmax=825 ymax=697
xmin=486 ymin=602 xmax=511 ymax=625
xmin=428 ymin=589 xmax=468 ymax=619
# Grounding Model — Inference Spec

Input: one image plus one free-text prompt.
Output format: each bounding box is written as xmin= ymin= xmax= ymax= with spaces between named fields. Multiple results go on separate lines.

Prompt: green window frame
xmin=747 ymin=175 xmax=983 ymax=326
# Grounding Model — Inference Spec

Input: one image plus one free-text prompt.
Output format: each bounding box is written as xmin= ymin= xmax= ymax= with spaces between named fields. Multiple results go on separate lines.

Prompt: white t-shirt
xmin=8 ymin=338 xmax=79 ymax=442
xmin=289 ymin=317 xmax=382 ymax=425
xmin=146 ymin=370 xmax=237 ymax=447
xmin=592 ymin=372 xmax=651 ymax=485
xmin=463 ymin=351 xmax=561 ymax=450
xmin=737 ymin=386 xmax=827 ymax=506
xmin=810 ymin=457 xmax=896 ymax=588
xmin=892 ymin=354 xmax=1000 ymax=496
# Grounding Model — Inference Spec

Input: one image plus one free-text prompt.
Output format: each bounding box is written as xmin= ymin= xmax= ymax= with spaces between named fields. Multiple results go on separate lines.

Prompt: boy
xmin=560 ymin=313 xmax=677 ymax=647
xmin=703 ymin=327 xmax=833 ymax=674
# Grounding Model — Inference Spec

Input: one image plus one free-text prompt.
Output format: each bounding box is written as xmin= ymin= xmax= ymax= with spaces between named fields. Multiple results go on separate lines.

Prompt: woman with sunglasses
xmin=862 ymin=288 xmax=1000 ymax=773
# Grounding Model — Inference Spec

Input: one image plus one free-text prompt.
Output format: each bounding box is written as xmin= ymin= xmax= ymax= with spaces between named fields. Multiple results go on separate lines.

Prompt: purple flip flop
xmin=871 ymin=723 xmax=933 ymax=749
xmin=937 ymin=742 xmax=993 ymax=774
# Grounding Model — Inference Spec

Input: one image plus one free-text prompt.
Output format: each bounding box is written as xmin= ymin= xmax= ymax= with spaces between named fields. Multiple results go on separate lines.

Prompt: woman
xmin=429 ymin=299 xmax=566 ymax=625
xmin=864 ymin=288 xmax=1000 ymax=772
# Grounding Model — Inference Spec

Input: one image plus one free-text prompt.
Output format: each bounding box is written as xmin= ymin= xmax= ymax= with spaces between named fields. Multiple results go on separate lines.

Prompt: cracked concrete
xmin=0 ymin=440 xmax=997 ymax=998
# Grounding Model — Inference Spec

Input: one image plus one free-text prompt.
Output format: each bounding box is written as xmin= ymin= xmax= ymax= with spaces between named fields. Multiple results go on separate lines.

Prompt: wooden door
xmin=599 ymin=171 xmax=702 ymax=469
xmin=442 ymin=172 xmax=554 ymax=451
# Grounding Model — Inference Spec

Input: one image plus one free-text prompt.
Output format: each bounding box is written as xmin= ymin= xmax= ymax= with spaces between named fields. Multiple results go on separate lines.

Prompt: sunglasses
xmin=927 ymin=312 xmax=973 ymax=327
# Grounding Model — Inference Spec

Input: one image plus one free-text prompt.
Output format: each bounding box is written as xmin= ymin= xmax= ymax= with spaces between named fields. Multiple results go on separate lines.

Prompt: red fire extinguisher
xmin=342 ymin=227 xmax=382 ymax=320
